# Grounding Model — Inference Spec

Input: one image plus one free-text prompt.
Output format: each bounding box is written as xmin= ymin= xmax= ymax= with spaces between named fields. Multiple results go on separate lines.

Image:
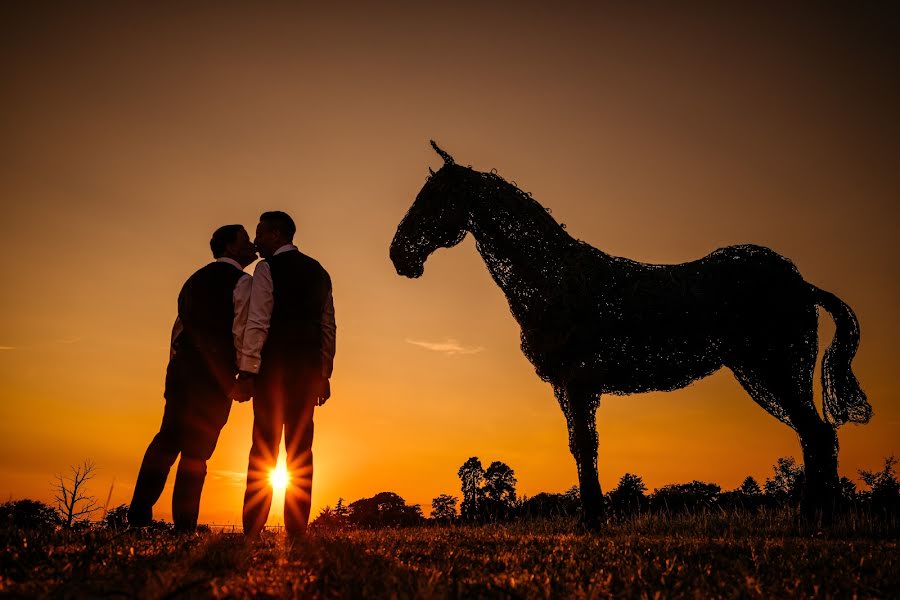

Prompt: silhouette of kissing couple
xmin=128 ymin=210 xmax=335 ymax=538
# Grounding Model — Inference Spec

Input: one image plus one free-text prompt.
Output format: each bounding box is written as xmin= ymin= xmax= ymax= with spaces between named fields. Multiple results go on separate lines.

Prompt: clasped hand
xmin=230 ymin=375 xmax=331 ymax=406
xmin=230 ymin=374 xmax=254 ymax=403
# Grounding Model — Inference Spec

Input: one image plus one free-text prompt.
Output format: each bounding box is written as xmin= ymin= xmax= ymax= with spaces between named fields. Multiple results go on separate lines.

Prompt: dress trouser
xmin=242 ymin=366 xmax=320 ymax=538
xmin=129 ymin=363 xmax=230 ymax=531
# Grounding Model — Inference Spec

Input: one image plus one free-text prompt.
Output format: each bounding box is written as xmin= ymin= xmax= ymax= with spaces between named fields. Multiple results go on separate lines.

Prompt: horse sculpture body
xmin=390 ymin=142 xmax=871 ymax=526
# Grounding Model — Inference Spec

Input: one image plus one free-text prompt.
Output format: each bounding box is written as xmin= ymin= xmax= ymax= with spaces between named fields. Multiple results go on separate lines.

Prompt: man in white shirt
xmin=236 ymin=211 xmax=336 ymax=539
xmin=129 ymin=225 xmax=257 ymax=532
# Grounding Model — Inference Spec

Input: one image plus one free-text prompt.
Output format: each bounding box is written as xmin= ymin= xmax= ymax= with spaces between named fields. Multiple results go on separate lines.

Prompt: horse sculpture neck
xmin=463 ymin=173 xmax=604 ymax=322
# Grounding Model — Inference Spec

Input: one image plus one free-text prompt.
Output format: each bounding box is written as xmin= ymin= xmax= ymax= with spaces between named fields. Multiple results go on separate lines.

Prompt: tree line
xmin=2 ymin=455 xmax=897 ymax=531
xmin=309 ymin=454 xmax=900 ymax=529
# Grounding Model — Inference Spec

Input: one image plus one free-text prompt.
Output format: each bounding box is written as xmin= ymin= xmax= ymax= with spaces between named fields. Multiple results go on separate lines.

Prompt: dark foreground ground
xmin=2 ymin=513 xmax=898 ymax=599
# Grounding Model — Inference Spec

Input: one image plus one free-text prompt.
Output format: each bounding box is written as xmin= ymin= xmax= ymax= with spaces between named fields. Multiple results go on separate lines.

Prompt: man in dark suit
xmin=129 ymin=224 xmax=257 ymax=531
xmin=236 ymin=210 xmax=336 ymax=539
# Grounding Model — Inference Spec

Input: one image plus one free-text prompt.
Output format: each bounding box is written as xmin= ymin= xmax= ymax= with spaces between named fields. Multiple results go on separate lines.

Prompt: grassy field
xmin=2 ymin=512 xmax=897 ymax=598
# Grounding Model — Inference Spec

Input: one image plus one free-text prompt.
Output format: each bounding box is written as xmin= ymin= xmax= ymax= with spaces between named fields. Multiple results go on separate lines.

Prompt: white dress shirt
xmin=239 ymin=244 xmax=337 ymax=378
xmin=169 ymin=257 xmax=252 ymax=363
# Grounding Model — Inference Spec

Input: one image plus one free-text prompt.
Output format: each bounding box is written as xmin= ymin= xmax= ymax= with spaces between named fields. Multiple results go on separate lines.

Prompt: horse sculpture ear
xmin=430 ymin=140 xmax=455 ymax=165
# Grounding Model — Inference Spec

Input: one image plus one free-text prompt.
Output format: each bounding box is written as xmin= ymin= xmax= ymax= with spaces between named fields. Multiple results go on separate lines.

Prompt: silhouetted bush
xmin=347 ymin=492 xmax=424 ymax=529
xmin=310 ymin=505 xmax=349 ymax=531
xmin=0 ymin=499 xmax=61 ymax=531
xmin=146 ymin=519 xmax=174 ymax=532
xmin=105 ymin=504 xmax=129 ymax=530
xmin=519 ymin=490 xmax=581 ymax=520
xmin=859 ymin=455 xmax=900 ymax=515
xmin=650 ymin=481 xmax=721 ymax=514
xmin=764 ymin=457 xmax=805 ymax=506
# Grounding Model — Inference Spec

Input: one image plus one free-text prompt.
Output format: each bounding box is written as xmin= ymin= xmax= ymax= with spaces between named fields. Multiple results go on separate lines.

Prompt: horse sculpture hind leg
xmin=790 ymin=398 xmax=840 ymax=519
xmin=729 ymin=321 xmax=840 ymax=518
xmin=555 ymin=383 xmax=605 ymax=529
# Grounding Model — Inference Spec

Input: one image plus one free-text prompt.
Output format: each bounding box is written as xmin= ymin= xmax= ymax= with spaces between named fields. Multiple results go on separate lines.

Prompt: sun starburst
xmin=269 ymin=465 xmax=289 ymax=492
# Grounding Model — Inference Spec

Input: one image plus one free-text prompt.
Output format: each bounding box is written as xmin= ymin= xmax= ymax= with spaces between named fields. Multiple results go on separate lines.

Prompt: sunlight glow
xmin=269 ymin=465 xmax=289 ymax=492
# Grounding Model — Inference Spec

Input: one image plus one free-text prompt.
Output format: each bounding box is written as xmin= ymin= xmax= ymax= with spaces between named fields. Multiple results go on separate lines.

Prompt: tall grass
xmin=1 ymin=509 xmax=896 ymax=598
xmin=598 ymin=505 xmax=900 ymax=539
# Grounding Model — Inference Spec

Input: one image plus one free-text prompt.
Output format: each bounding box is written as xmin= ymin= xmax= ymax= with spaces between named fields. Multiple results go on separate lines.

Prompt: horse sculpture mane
xmin=391 ymin=141 xmax=871 ymax=526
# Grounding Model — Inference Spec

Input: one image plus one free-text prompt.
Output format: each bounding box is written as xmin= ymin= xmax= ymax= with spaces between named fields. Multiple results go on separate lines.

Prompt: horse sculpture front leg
xmin=555 ymin=384 xmax=606 ymax=529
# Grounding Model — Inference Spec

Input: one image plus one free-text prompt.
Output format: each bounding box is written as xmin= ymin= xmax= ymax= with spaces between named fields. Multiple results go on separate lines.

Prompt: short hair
xmin=210 ymin=224 xmax=244 ymax=258
xmin=260 ymin=210 xmax=296 ymax=241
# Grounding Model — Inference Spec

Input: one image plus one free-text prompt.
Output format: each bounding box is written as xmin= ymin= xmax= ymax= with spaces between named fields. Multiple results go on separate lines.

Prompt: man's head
xmin=254 ymin=211 xmax=296 ymax=258
xmin=210 ymin=224 xmax=258 ymax=268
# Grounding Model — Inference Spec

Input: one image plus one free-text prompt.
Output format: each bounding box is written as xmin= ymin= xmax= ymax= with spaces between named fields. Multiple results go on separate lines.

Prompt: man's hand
xmin=231 ymin=373 xmax=255 ymax=403
xmin=316 ymin=379 xmax=331 ymax=406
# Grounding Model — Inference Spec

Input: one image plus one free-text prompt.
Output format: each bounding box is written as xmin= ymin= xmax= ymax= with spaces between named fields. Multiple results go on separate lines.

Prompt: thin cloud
xmin=0 ymin=337 xmax=83 ymax=351
xmin=209 ymin=469 xmax=246 ymax=485
xmin=405 ymin=338 xmax=485 ymax=356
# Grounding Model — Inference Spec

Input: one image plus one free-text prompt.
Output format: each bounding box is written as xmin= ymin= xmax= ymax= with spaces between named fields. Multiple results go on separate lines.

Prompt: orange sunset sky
xmin=1 ymin=3 xmax=898 ymax=525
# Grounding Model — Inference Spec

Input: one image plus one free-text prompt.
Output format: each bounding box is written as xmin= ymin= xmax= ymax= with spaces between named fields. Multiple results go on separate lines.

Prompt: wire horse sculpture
xmin=390 ymin=141 xmax=871 ymax=526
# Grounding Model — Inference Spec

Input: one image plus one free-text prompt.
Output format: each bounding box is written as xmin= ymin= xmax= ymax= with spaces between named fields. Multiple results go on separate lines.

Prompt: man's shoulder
xmin=184 ymin=261 xmax=246 ymax=287
xmin=182 ymin=261 xmax=216 ymax=283
xmin=272 ymin=249 xmax=328 ymax=273
xmin=305 ymin=254 xmax=330 ymax=281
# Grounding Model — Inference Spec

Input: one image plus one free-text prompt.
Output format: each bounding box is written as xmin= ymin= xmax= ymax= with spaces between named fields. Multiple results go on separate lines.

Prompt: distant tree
xmin=650 ymin=481 xmax=721 ymax=513
xmin=310 ymin=505 xmax=343 ymax=530
xmin=0 ymin=499 xmax=61 ymax=530
xmin=105 ymin=504 xmax=129 ymax=530
xmin=53 ymin=460 xmax=99 ymax=527
xmin=347 ymin=492 xmax=424 ymax=528
xmin=430 ymin=494 xmax=458 ymax=523
xmin=457 ymin=457 xmax=485 ymax=520
xmin=334 ymin=497 xmax=349 ymax=519
xmin=608 ymin=473 xmax=648 ymax=517
xmin=480 ymin=461 xmax=518 ymax=521
xmin=739 ymin=476 xmax=762 ymax=496
xmin=764 ymin=457 xmax=804 ymax=505
xmin=310 ymin=498 xmax=355 ymax=530
xmin=718 ymin=477 xmax=764 ymax=511
xmin=483 ymin=462 xmax=517 ymax=504
xmin=859 ymin=455 xmax=900 ymax=513
xmin=564 ymin=485 xmax=580 ymax=503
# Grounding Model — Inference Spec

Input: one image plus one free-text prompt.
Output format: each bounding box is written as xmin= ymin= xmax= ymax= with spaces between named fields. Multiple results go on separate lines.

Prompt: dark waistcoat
xmin=261 ymin=249 xmax=331 ymax=375
xmin=170 ymin=261 xmax=244 ymax=390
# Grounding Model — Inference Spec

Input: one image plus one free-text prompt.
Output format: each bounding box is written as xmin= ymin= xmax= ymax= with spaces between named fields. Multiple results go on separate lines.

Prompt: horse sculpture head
xmin=390 ymin=141 xmax=473 ymax=278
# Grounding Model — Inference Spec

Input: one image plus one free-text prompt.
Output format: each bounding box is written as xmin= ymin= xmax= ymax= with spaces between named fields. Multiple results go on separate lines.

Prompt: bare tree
xmin=53 ymin=459 xmax=99 ymax=527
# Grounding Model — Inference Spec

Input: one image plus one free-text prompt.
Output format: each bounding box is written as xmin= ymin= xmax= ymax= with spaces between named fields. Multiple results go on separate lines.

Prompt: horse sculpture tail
xmin=812 ymin=285 xmax=872 ymax=427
